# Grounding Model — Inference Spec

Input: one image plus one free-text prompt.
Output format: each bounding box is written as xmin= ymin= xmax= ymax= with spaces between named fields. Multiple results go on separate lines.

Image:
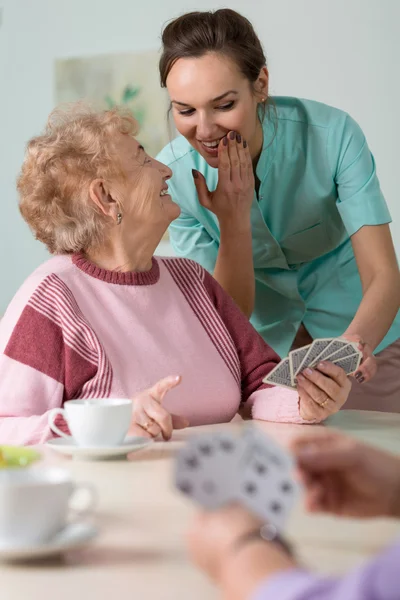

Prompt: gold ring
xmin=319 ymin=398 xmax=329 ymax=408
xmin=142 ymin=420 xmax=154 ymax=431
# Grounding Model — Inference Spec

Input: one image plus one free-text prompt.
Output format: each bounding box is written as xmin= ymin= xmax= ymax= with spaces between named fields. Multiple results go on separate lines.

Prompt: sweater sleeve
xmin=202 ymin=270 xmax=314 ymax=424
xmin=0 ymin=276 xmax=99 ymax=445
xmin=251 ymin=539 xmax=400 ymax=600
xmin=0 ymin=304 xmax=67 ymax=446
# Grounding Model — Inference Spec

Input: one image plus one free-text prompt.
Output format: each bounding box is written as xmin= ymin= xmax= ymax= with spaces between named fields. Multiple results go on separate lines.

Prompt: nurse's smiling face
xmin=166 ymin=52 xmax=268 ymax=168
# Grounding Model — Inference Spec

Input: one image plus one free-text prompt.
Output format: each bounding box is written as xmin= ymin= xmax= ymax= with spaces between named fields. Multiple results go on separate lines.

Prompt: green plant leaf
xmin=133 ymin=107 xmax=146 ymax=126
xmin=122 ymin=85 xmax=141 ymax=103
xmin=104 ymin=95 xmax=116 ymax=108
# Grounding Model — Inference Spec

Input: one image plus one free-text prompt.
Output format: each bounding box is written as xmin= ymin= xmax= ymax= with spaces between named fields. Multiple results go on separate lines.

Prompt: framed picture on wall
xmin=55 ymin=50 xmax=174 ymax=241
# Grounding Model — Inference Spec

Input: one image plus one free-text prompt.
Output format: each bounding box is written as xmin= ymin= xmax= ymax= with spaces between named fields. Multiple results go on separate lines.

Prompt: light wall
xmin=0 ymin=0 xmax=399 ymax=313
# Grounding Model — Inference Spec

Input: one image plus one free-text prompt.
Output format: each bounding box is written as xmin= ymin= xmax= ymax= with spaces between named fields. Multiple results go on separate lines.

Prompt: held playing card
xmin=289 ymin=345 xmax=311 ymax=385
xmin=175 ymin=432 xmax=245 ymax=510
xmin=174 ymin=428 xmax=299 ymax=532
xmin=296 ymin=338 xmax=334 ymax=375
xmin=308 ymin=338 xmax=349 ymax=368
xmin=262 ymin=357 xmax=295 ymax=390
xmin=331 ymin=352 xmax=362 ymax=375
xmin=236 ymin=431 xmax=298 ymax=529
xmin=320 ymin=341 xmax=360 ymax=364
xmin=263 ymin=337 xmax=363 ymax=391
xmin=242 ymin=426 xmax=294 ymax=471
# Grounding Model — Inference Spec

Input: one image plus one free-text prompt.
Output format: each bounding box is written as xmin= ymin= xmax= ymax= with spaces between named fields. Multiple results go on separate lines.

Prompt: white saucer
xmin=0 ymin=522 xmax=98 ymax=562
xmin=45 ymin=435 xmax=153 ymax=460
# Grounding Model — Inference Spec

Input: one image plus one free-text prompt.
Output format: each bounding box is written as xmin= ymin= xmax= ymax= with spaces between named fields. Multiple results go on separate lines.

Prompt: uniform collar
xmin=255 ymin=103 xmax=280 ymax=183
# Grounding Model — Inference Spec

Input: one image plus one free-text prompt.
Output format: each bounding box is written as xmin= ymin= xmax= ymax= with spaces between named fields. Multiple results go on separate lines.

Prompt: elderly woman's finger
xmin=298 ymin=388 xmax=327 ymax=421
xmin=144 ymin=401 xmax=175 ymax=440
xmin=297 ymin=373 xmax=338 ymax=409
xmin=128 ymin=422 xmax=153 ymax=439
xmin=130 ymin=403 xmax=162 ymax=438
xmin=149 ymin=375 xmax=182 ymax=404
xmin=299 ymin=365 xmax=346 ymax=401
xmin=314 ymin=361 xmax=349 ymax=388
xmin=140 ymin=418 xmax=162 ymax=438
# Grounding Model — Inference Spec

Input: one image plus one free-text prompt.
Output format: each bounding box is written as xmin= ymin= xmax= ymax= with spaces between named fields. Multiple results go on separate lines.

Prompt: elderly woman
xmin=0 ymin=105 xmax=352 ymax=446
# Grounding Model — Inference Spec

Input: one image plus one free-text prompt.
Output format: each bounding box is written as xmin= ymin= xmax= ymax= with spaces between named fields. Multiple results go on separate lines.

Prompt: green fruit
xmin=0 ymin=446 xmax=41 ymax=468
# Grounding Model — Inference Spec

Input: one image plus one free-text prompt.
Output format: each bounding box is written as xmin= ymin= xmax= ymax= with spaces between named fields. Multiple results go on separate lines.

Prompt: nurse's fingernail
xmin=229 ymin=131 xmax=236 ymax=140
xmin=223 ymin=136 xmax=228 ymax=146
xmin=304 ymin=368 xmax=313 ymax=376
xmin=236 ymin=133 xmax=242 ymax=143
xmin=243 ymin=140 xmax=247 ymax=148
xmin=192 ymin=169 xmax=198 ymax=179
xmin=317 ymin=362 xmax=328 ymax=370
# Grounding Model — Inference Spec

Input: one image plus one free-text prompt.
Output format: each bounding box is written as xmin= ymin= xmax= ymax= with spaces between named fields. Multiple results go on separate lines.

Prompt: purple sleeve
xmin=251 ymin=540 xmax=400 ymax=600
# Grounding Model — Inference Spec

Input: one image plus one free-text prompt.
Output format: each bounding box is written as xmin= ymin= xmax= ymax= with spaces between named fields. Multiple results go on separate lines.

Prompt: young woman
xmin=156 ymin=8 xmax=400 ymax=412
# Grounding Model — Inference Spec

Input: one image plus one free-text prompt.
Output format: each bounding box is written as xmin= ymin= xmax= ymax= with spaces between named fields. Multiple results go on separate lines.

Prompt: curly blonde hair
xmin=17 ymin=103 xmax=139 ymax=254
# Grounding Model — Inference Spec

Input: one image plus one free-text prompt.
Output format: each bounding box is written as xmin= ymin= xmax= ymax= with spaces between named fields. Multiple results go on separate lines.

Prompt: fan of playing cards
xmin=175 ymin=428 xmax=299 ymax=532
xmin=263 ymin=337 xmax=363 ymax=390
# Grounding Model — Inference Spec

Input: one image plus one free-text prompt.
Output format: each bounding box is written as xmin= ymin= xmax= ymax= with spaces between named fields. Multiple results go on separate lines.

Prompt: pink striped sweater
xmin=0 ymin=255 xmax=308 ymax=446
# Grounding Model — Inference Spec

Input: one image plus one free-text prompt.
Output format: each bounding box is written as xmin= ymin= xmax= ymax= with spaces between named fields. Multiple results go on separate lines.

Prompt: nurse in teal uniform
xmin=156 ymin=9 xmax=400 ymax=412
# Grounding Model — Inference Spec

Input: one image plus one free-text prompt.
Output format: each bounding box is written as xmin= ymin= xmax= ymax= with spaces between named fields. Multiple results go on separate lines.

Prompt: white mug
xmin=48 ymin=398 xmax=133 ymax=447
xmin=0 ymin=467 xmax=96 ymax=547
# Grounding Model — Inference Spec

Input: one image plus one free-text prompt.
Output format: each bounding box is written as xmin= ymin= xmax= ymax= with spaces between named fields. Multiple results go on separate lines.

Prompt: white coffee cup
xmin=48 ymin=398 xmax=133 ymax=447
xmin=0 ymin=467 xmax=96 ymax=547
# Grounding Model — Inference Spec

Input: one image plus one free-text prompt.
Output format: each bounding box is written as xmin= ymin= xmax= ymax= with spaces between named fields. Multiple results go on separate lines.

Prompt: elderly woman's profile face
xmin=18 ymin=105 xmax=180 ymax=256
xmin=110 ymin=133 xmax=179 ymax=230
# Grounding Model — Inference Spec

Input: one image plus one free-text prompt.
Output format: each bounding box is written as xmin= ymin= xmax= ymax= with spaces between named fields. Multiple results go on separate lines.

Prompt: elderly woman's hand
xmin=297 ymin=361 xmax=351 ymax=421
xmin=129 ymin=375 xmax=189 ymax=440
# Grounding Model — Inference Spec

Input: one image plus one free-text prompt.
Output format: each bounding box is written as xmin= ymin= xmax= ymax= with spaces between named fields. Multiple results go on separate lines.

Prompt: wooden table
xmin=1 ymin=410 xmax=400 ymax=600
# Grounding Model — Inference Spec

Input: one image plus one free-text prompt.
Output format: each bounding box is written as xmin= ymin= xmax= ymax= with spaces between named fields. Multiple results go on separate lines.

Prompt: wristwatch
xmin=231 ymin=523 xmax=294 ymax=558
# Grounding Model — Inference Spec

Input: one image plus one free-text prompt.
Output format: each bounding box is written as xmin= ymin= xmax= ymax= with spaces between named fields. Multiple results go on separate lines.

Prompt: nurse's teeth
xmin=202 ymin=140 xmax=220 ymax=147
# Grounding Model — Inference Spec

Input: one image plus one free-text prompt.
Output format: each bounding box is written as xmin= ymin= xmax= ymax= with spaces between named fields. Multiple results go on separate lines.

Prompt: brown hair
xmin=159 ymin=8 xmax=268 ymax=114
xmin=17 ymin=103 xmax=138 ymax=255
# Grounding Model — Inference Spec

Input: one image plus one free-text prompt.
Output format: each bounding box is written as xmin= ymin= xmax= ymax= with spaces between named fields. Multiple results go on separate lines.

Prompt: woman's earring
xmin=117 ymin=212 xmax=122 ymax=225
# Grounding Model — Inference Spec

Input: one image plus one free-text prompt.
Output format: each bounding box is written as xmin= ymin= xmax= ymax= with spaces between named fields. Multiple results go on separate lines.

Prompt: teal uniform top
xmin=156 ymin=97 xmax=399 ymax=358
